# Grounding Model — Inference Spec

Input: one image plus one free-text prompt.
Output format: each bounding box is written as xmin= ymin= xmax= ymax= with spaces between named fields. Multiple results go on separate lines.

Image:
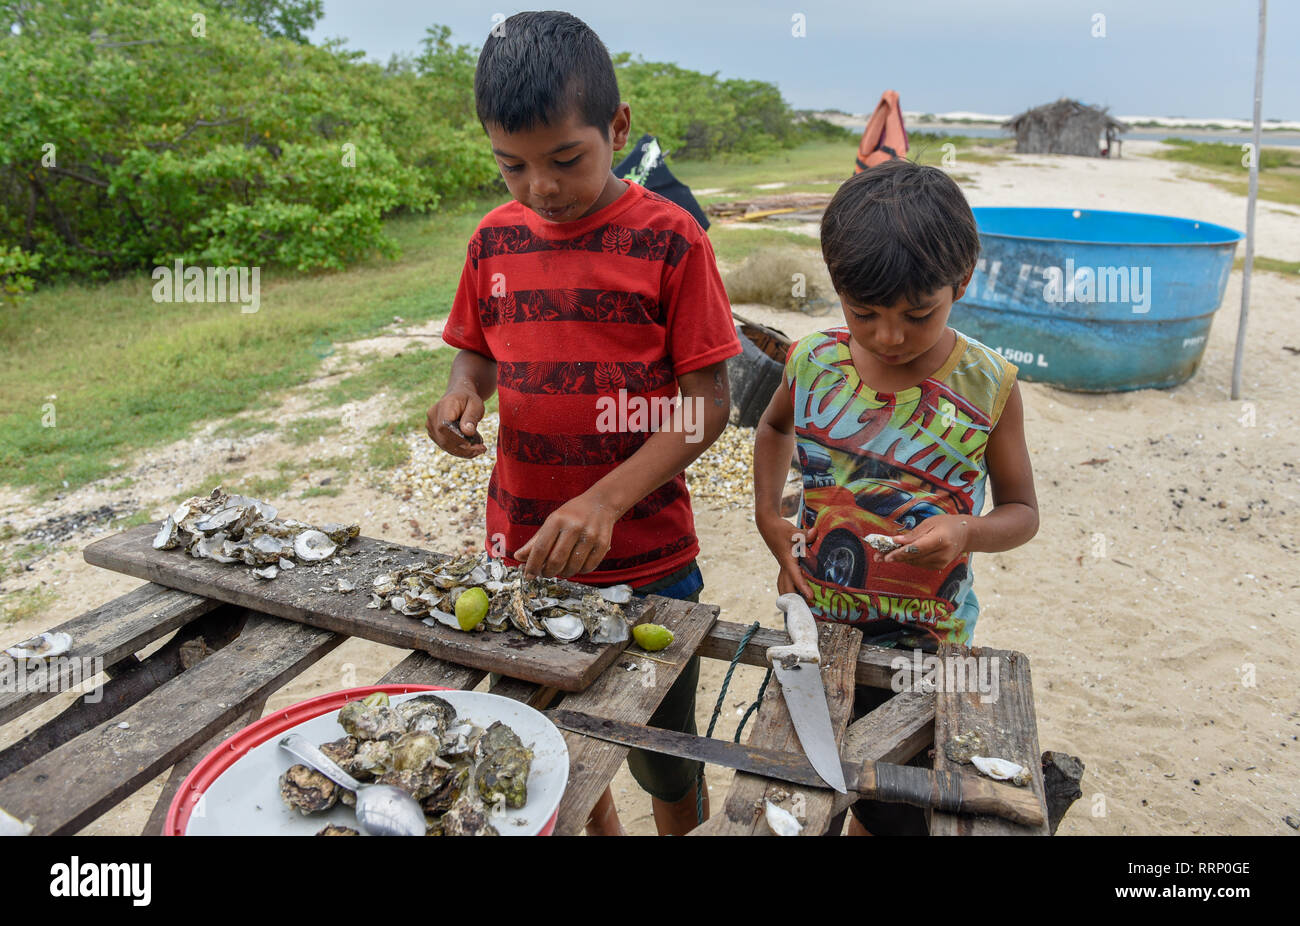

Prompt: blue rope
xmin=696 ymin=620 xmax=770 ymax=824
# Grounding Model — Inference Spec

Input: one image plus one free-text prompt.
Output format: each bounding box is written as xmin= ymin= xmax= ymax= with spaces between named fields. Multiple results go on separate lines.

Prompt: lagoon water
xmin=911 ymin=123 xmax=1300 ymax=148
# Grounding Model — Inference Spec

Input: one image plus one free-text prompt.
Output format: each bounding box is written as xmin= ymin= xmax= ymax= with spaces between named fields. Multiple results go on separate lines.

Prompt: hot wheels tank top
xmin=785 ymin=327 xmax=1017 ymax=647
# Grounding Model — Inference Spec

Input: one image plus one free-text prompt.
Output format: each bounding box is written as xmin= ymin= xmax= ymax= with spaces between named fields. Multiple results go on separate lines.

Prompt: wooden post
xmin=1232 ymin=0 xmax=1267 ymax=400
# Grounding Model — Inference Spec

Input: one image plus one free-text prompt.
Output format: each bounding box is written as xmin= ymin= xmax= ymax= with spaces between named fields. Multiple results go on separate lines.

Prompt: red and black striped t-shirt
xmin=442 ymin=179 xmax=741 ymax=586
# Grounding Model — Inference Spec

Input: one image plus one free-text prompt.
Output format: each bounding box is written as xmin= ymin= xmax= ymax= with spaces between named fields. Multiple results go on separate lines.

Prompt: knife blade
xmin=768 ymin=593 xmax=847 ymax=793
xmin=547 ymin=709 xmax=1045 ymax=828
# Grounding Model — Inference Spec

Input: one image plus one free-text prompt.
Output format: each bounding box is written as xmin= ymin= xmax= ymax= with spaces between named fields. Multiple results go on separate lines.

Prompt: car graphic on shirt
xmin=795 ymin=444 xmax=969 ymax=604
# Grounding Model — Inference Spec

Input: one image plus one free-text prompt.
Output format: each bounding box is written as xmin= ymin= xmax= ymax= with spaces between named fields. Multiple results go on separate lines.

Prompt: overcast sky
xmin=309 ymin=0 xmax=1296 ymax=121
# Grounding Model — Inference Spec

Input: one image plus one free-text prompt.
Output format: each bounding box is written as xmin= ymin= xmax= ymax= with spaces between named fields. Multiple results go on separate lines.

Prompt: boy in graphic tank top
xmin=753 ymin=160 xmax=1040 ymax=834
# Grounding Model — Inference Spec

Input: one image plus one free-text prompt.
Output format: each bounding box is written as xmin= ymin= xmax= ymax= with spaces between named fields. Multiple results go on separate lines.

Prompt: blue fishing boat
xmin=951 ymin=207 xmax=1242 ymax=391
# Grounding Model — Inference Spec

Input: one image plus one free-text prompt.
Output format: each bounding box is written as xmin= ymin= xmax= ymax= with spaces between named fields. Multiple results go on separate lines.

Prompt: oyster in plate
xmin=338 ymin=697 xmax=406 ymax=742
xmin=440 ymin=788 xmax=500 ymax=837
xmin=271 ymin=691 xmax=553 ymax=836
xmin=476 ymin=744 xmax=533 ymax=810
xmin=279 ymin=764 xmax=339 ymax=815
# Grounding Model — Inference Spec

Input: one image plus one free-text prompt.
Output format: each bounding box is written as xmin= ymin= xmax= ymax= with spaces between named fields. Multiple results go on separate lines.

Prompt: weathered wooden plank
xmin=84 ymin=523 xmax=654 ymax=692
xmin=378 ymin=650 xmax=486 ymax=690
xmin=548 ymin=599 xmax=719 ymax=836
xmin=141 ymin=695 xmax=268 ymax=836
xmin=0 ymin=607 xmax=247 ymax=779
xmin=843 ymin=689 xmax=935 ymax=765
xmin=489 ymin=675 xmax=558 ymax=710
xmin=698 ymin=619 xmax=899 ymax=689
xmin=829 ymin=690 xmax=935 ymax=817
xmin=709 ymin=622 xmax=861 ymax=836
xmin=929 ymin=645 xmax=1050 ymax=836
xmin=0 ymin=582 xmax=220 ymax=726
xmin=0 ymin=613 xmax=341 ymax=835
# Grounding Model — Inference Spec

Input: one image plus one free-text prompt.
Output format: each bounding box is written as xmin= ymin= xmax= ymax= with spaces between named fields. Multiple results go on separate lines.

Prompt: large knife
xmin=548 ymin=709 xmax=1044 ymax=827
xmin=769 ymin=593 xmax=847 ymax=793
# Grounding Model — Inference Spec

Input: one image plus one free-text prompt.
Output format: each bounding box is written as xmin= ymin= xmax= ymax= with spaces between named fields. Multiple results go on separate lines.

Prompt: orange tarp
xmin=855 ymin=90 xmax=908 ymax=173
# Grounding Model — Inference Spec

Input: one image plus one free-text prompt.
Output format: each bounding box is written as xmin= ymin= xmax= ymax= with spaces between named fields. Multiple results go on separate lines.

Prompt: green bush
xmin=615 ymin=54 xmax=806 ymax=160
xmin=0 ymin=246 xmax=40 ymax=304
xmin=0 ymin=2 xmax=498 ymax=282
xmin=1 ymin=3 xmax=823 ymax=286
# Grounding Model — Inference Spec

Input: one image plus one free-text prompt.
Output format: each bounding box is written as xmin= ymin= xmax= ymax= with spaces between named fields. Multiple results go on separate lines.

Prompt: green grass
xmin=313 ymin=346 xmax=454 ymax=415
xmin=0 ymin=585 xmax=57 ymax=626
xmin=708 ymin=226 xmax=821 ymax=264
xmin=7 ymin=540 xmax=50 ymax=573
xmin=679 ymin=136 xmax=1005 ymax=217
xmin=673 ymin=140 xmax=854 ymax=191
xmin=284 ymin=416 xmax=338 ymax=446
xmin=907 ymin=132 xmax=1014 ymax=167
xmin=169 ymin=469 xmax=292 ymax=505
xmin=1234 ymin=255 xmax=1300 ymax=276
xmin=1157 ymin=139 xmax=1300 ymax=207
xmin=109 ymin=510 xmax=152 ymax=531
xmin=304 ymin=454 xmax=355 ymax=475
xmin=0 ymin=197 xmax=502 ymax=498
xmin=299 ymin=485 xmax=344 ymax=498
xmin=171 ymin=452 xmax=359 ymax=505
xmin=1157 ymin=137 xmax=1295 ymax=169
xmin=212 ymin=417 xmax=277 ymax=440
xmin=366 ymin=424 xmax=413 ymax=470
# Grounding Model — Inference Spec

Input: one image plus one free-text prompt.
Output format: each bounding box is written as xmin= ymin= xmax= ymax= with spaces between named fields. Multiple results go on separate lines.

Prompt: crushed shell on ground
xmin=389 ymin=414 xmax=760 ymax=514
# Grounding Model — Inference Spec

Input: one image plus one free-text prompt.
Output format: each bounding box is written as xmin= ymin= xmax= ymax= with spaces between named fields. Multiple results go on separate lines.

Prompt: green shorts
xmin=623 ymin=559 xmax=705 ymax=804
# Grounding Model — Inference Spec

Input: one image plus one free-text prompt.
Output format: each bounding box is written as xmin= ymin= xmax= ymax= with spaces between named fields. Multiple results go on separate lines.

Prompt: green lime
xmin=632 ymin=623 xmax=674 ymax=651
xmin=455 ymin=587 xmax=490 ymax=631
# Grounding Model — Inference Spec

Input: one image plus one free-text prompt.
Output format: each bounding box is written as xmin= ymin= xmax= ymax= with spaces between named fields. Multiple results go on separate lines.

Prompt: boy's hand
xmin=881 ymin=515 xmax=971 ymax=570
xmin=756 ymin=515 xmax=817 ymax=600
xmin=514 ymin=492 xmax=619 ymax=579
xmin=427 ymin=389 xmax=487 ymax=458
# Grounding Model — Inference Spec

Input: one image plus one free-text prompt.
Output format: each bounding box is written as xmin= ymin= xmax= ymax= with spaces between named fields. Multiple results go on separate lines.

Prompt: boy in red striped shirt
xmin=426 ymin=11 xmax=740 ymax=835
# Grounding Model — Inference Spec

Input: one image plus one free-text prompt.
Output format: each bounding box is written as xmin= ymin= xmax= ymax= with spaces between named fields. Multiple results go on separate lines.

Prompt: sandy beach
xmin=2 ymin=139 xmax=1297 ymax=836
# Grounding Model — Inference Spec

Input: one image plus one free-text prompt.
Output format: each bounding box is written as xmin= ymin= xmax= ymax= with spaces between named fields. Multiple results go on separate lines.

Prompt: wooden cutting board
xmin=83 ymin=523 xmax=657 ymax=692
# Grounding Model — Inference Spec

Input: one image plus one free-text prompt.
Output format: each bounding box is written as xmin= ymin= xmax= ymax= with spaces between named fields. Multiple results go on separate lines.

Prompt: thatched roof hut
xmin=1004 ymin=99 xmax=1128 ymax=157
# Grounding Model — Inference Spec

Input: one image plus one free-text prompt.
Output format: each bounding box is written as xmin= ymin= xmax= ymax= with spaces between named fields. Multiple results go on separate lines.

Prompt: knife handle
xmin=769 ymin=593 xmax=821 ymax=666
xmin=856 ymin=761 xmax=1046 ymax=828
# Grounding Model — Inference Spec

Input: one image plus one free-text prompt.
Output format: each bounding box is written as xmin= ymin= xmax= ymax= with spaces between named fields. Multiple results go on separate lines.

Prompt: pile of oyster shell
xmin=369 ymin=551 xmax=633 ymax=645
xmin=152 ymin=487 xmax=358 ymax=580
xmin=279 ymin=692 xmax=532 ymax=836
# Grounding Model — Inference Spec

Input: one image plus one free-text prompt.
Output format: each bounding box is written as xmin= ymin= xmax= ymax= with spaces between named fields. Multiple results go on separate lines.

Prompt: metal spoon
xmin=279 ymin=733 xmax=426 ymax=837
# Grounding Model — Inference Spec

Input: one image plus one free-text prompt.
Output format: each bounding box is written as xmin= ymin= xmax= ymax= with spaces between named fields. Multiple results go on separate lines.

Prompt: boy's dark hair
xmin=820 ymin=160 xmax=980 ymax=308
xmin=474 ymin=11 xmax=620 ymax=135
